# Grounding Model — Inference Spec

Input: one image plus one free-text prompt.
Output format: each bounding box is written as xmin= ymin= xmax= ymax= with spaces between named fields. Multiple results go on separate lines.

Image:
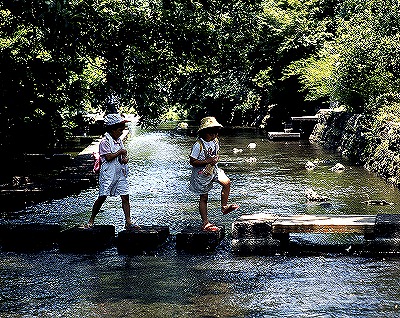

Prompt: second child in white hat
xmin=86 ymin=113 xmax=139 ymax=230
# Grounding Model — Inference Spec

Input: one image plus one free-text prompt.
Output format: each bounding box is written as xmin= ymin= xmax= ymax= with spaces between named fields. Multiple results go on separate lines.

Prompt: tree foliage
xmin=286 ymin=0 xmax=400 ymax=114
xmin=1 ymin=0 xmax=399 ymax=155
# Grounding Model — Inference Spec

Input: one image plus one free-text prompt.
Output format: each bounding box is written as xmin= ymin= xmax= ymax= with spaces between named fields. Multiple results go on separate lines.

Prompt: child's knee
xmin=221 ymin=178 xmax=231 ymax=188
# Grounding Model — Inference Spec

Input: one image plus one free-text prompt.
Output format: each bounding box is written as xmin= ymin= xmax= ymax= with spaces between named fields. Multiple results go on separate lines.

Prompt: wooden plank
xmin=236 ymin=213 xmax=278 ymax=222
xmin=272 ymin=215 xmax=376 ymax=234
xmin=267 ymin=132 xmax=301 ymax=140
xmin=290 ymin=115 xmax=319 ymax=121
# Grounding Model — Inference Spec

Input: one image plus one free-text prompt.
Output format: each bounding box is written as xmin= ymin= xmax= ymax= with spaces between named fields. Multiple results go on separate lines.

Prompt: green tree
xmin=5 ymin=0 xmax=399 ymax=162
xmin=285 ymin=0 xmax=400 ymax=114
xmin=164 ymin=1 xmax=262 ymax=125
xmin=250 ymin=0 xmax=336 ymax=128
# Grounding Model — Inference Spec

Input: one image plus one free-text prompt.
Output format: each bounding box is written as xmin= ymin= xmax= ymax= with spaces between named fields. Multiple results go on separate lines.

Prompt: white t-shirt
xmin=99 ymin=135 xmax=123 ymax=162
xmin=190 ymin=138 xmax=219 ymax=161
xmin=97 ymin=132 xmax=128 ymax=196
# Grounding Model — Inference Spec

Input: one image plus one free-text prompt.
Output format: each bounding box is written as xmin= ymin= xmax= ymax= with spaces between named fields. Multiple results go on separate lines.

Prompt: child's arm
xmin=100 ymin=137 xmax=127 ymax=162
xmin=104 ymin=148 xmax=127 ymax=162
xmin=189 ymin=155 xmax=219 ymax=167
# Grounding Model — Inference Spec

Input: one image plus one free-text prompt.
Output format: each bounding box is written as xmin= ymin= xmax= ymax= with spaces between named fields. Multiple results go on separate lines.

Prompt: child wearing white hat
xmin=86 ymin=113 xmax=139 ymax=230
xmin=189 ymin=116 xmax=239 ymax=232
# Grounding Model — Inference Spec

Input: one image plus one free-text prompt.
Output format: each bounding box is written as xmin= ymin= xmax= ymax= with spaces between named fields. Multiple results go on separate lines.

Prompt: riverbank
xmin=310 ymin=110 xmax=400 ymax=187
xmin=0 ymin=126 xmax=131 ymax=213
xmin=0 ymin=152 xmax=97 ymax=213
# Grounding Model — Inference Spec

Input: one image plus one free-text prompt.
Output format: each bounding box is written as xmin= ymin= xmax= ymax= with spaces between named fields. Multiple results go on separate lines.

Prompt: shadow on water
xmin=1 ymin=124 xmax=400 ymax=317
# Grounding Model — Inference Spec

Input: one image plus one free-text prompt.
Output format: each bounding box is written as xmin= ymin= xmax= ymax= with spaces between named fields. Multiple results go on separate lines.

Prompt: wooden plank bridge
xmin=270 ymin=214 xmax=376 ymax=235
xmin=232 ymin=213 xmax=400 ymax=256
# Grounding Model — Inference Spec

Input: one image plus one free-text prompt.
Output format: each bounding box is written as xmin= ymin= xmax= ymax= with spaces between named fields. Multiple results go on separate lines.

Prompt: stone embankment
xmin=0 ymin=149 xmax=98 ymax=212
xmin=310 ymin=110 xmax=400 ymax=187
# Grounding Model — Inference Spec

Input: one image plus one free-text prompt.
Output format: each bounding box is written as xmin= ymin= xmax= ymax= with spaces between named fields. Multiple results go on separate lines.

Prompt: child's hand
xmin=121 ymin=156 xmax=128 ymax=164
xmin=208 ymin=156 xmax=219 ymax=165
xmin=119 ymin=149 xmax=127 ymax=157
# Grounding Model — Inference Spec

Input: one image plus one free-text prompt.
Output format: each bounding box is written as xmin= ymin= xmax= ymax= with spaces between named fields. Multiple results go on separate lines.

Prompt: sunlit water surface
xmin=1 ymin=124 xmax=400 ymax=317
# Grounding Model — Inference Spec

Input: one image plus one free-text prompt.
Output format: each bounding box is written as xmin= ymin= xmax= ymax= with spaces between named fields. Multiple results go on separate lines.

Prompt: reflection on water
xmin=1 ymin=124 xmax=400 ymax=317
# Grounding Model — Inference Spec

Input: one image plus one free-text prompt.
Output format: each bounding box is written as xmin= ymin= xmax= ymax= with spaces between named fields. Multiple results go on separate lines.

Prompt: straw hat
xmin=197 ymin=116 xmax=223 ymax=132
xmin=104 ymin=113 xmax=130 ymax=126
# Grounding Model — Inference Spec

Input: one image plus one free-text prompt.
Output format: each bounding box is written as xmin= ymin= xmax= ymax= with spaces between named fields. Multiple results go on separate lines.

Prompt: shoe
xmin=221 ymin=204 xmax=239 ymax=215
xmin=81 ymin=223 xmax=93 ymax=229
xmin=202 ymin=223 xmax=220 ymax=232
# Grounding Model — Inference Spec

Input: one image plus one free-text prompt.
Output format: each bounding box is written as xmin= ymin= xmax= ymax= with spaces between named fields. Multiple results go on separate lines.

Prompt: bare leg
xmin=88 ymin=195 xmax=107 ymax=226
xmin=199 ymin=193 xmax=209 ymax=227
xmin=218 ymin=171 xmax=239 ymax=214
xmin=218 ymin=172 xmax=231 ymax=208
xmin=121 ymin=195 xmax=131 ymax=225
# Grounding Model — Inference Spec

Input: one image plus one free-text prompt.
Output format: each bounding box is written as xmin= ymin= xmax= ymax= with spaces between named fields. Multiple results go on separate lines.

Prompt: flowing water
xmin=1 ymin=123 xmax=400 ymax=317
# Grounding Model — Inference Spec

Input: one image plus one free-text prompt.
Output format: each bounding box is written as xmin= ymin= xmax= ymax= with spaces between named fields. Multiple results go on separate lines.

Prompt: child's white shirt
xmin=190 ymin=138 xmax=219 ymax=161
xmin=97 ymin=132 xmax=129 ymax=196
xmin=99 ymin=132 xmax=124 ymax=160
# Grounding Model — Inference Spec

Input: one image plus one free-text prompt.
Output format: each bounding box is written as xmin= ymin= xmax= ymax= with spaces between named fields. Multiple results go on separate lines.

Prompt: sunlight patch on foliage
xmin=284 ymin=49 xmax=338 ymax=101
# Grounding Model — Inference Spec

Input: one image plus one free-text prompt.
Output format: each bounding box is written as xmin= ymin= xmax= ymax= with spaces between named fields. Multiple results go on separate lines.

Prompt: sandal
xmin=221 ymin=204 xmax=239 ymax=215
xmin=81 ymin=223 xmax=93 ymax=229
xmin=202 ymin=223 xmax=220 ymax=232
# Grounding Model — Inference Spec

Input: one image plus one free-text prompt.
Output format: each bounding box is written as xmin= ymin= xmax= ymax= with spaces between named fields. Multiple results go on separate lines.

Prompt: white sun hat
xmin=197 ymin=116 xmax=223 ymax=132
xmin=103 ymin=113 xmax=130 ymax=126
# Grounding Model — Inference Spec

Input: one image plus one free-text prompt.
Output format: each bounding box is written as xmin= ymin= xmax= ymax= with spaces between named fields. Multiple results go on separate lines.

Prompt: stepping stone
xmin=374 ymin=214 xmax=400 ymax=238
xmin=231 ymin=237 xmax=281 ymax=256
xmin=50 ymin=153 xmax=71 ymax=167
xmin=0 ymin=189 xmax=46 ymax=211
xmin=231 ymin=214 xmax=281 ymax=255
xmin=58 ymin=225 xmax=115 ymax=253
xmin=117 ymin=225 xmax=170 ymax=255
xmin=0 ymin=223 xmax=61 ymax=251
xmin=362 ymin=214 xmax=400 ymax=256
xmin=176 ymin=225 xmax=225 ymax=252
xmin=231 ymin=213 xmax=277 ymax=239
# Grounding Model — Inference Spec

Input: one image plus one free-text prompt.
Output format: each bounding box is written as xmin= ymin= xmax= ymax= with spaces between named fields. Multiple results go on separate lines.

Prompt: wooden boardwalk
xmin=290 ymin=115 xmax=319 ymax=122
xmin=232 ymin=213 xmax=400 ymax=255
xmin=267 ymin=132 xmax=301 ymax=140
xmin=271 ymin=214 xmax=376 ymax=234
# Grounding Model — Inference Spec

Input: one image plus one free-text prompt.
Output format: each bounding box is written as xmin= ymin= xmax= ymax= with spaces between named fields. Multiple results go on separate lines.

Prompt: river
xmin=1 ymin=122 xmax=400 ymax=317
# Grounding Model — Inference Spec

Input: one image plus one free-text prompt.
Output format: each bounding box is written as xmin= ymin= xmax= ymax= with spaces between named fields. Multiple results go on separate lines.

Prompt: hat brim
xmin=197 ymin=124 xmax=223 ymax=133
xmin=105 ymin=119 xmax=131 ymax=126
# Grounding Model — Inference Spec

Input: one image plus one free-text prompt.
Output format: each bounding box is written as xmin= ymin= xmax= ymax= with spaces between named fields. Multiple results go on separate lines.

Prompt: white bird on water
xmin=245 ymin=157 xmax=257 ymax=163
xmin=305 ymin=161 xmax=316 ymax=170
xmin=233 ymin=148 xmax=243 ymax=154
xmin=330 ymin=163 xmax=345 ymax=172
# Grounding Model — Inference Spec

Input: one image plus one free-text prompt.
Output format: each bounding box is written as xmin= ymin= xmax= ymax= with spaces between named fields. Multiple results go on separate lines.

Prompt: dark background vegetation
xmin=1 ymin=0 xmax=400 ymax=157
